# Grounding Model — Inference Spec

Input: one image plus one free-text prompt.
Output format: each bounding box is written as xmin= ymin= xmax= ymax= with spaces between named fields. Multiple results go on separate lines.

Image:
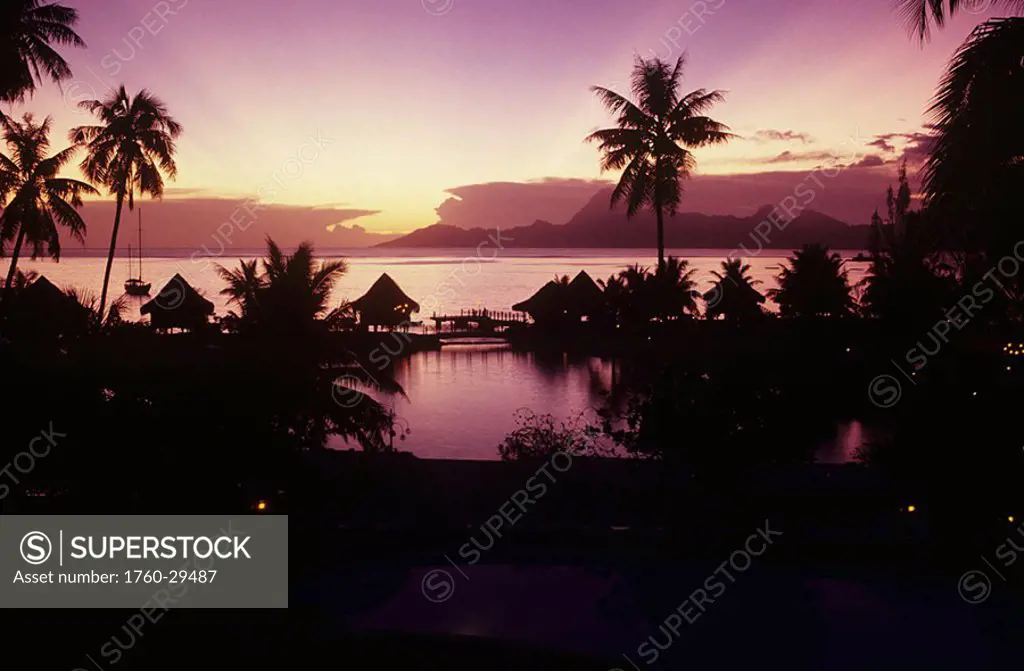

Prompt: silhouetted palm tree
xmin=770 ymin=244 xmax=855 ymax=318
xmin=704 ymin=259 xmax=765 ymax=322
xmin=8 ymin=267 xmax=37 ymax=290
xmin=64 ymin=286 xmax=127 ymax=331
xmin=69 ymin=86 xmax=182 ymax=317
xmin=861 ymin=244 xmax=954 ymax=329
xmin=616 ymin=263 xmax=655 ymax=326
xmin=896 ymin=0 xmax=1023 ymax=41
xmin=650 ymin=256 xmax=701 ymax=320
xmin=218 ymin=237 xmax=404 ymax=451
xmin=587 ymin=55 xmax=732 ymax=268
xmin=926 ymin=19 xmax=1023 ymax=256
xmin=861 ymin=173 xmax=958 ymax=328
xmin=895 ymin=2 xmax=1024 ymax=261
xmin=0 ymin=113 xmax=96 ymax=289
xmin=217 ymin=237 xmax=347 ymax=336
xmin=597 ymin=273 xmax=627 ymax=325
xmin=618 ymin=264 xmax=650 ymax=292
xmin=0 ymin=1 xmax=85 ymax=103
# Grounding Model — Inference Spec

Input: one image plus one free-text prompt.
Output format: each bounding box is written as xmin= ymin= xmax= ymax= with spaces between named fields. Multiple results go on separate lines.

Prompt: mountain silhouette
xmin=379 ymin=188 xmax=871 ymax=249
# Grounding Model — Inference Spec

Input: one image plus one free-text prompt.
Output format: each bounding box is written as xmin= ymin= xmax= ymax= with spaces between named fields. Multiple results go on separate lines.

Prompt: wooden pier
xmin=429 ymin=308 xmax=527 ymax=334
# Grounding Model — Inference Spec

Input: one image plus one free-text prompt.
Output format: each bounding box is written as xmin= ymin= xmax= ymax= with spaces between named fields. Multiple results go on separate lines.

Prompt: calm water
xmin=337 ymin=343 xmax=876 ymax=462
xmin=16 ymin=249 xmax=874 ymax=462
xmin=17 ymin=248 xmax=871 ymax=319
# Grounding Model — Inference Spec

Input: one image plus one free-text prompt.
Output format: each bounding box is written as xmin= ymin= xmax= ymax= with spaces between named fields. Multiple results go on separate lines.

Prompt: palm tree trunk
xmin=655 ymin=203 xmax=665 ymax=270
xmin=3 ymin=225 xmax=26 ymax=290
xmin=99 ymin=193 xmax=126 ymax=317
xmin=654 ymin=155 xmax=665 ymax=270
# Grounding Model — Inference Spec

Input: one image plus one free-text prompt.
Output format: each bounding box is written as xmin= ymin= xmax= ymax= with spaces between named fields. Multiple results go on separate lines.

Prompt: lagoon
xmin=24 ymin=249 xmax=875 ymax=462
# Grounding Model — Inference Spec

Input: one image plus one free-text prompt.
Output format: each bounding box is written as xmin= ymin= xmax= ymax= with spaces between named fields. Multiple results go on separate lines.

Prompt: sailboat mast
xmin=138 ymin=208 xmax=143 ymax=280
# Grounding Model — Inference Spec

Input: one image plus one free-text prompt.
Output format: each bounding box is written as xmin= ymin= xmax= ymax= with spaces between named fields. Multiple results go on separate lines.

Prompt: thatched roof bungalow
xmin=513 ymin=270 xmax=608 ymax=325
xmin=19 ymin=276 xmax=83 ymax=312
xmin=6 ymin=275 xmax=91 ymax=335
xmin=512 ymin=280 xmax=565 ymax=324
xmin=141 ymin=274 xmax=214 ymax=332
xmin=703 ymin=281 xmax=766 ymax=321
xmin=350 ymin=273 xmax=419 ymax=330
xmin=566 ymin=270 xmax=606 ymax=319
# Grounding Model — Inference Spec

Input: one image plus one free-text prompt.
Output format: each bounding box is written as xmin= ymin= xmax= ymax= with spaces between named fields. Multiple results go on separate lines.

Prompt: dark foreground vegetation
xmin=1 ymin=0 xmax=1023 ymax=668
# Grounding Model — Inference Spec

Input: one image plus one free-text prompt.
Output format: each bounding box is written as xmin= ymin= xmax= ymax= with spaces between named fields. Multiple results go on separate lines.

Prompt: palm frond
xmin=0 ymin=1 xmax=85 ymax=102
xmin=896 ymin=0 xmax=1024 ymax=41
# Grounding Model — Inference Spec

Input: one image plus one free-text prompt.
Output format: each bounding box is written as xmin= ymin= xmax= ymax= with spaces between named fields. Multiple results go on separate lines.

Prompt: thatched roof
xmin=21 ymin=275 xmax=72 ymax=307
xmin=513 ymin=271 xmax=607 ymax=318
xmin=351 ymin=273 xmax=420 ymax=314
xmin=18 ymin=275 xmax=90 ymax=318
xmin=141 ymin=274 xmax=214 ymax=318
xmin=702 ymin=281 xmax=766 ymax=304
xmin=512 ymin=280 xmax=564 ymax=313
xmin=567 ymin=270 xmax=605 ymax=312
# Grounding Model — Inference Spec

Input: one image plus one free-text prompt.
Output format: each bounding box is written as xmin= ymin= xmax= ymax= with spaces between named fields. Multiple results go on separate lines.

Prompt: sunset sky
xmin=4 ymin=0 xmax=998 ymax=241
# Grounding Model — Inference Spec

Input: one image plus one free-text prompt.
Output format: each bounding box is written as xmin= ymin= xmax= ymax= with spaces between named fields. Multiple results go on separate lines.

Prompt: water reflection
xmin=330 ymin=344 xmax=876 ymax=462
xmin=815 ymin=420 xmax=880 ymax=464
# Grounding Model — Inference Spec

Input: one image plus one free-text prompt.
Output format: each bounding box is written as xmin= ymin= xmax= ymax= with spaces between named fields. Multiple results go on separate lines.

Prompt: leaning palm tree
xmin=0 ymin=1 xmax=85 ymax=103
xmin=69 ymin=86 xmax=182 ymax=317
xmin=769 ymin=244 xmax=855 ymax=318
xmin=587 ymin=55 xmax=732 ymax=268
xmin=0 ymin=113 xmax=96 ymax=290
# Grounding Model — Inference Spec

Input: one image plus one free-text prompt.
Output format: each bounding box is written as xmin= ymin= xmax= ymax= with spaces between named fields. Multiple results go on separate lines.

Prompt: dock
xmin=429 ymin=308 xmax=527 ymax=335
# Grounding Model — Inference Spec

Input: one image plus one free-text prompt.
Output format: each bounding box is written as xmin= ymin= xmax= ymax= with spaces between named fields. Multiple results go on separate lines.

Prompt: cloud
xmin=444 ymin=164 xmax=907 ymax=231
xmin=867 ymin=130 xmax=936 ymax=165
xmin=69 ymin=198 xmax=390 ymax=249
xmin=758 ymin=150 xmax=840 ymax=164
xmin=435 ymin=178 xmax=612 ymax=229
xmin=745 ymin=129 xmax=815 ymax=144
xmin=163 ymin=187 xmax=210 ymax=197
xmin=848 ymin=154 xmax=888 ymax=169
xmin=899 ymin=132 xmax=936 ymax=165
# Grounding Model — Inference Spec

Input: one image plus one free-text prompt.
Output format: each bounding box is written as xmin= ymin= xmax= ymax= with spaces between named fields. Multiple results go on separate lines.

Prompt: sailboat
xmin=124 ymin=208 xmax=151 ymax=296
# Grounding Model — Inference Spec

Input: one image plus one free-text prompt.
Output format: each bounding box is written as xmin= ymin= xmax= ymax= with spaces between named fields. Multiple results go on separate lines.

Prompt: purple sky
xmin=4 ymin=0 xmax=1000 ymax=244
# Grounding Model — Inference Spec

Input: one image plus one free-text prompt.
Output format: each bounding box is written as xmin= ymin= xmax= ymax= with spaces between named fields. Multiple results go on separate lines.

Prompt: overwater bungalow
xmin=350 ymin=273 xmax=420 ymax=331
xmin=141 ymin=274 xmax=215 ymax=332
xmin=566 ymin=270 xmax=607 ymax=322
xmin=512 ymin=280 xmax=565 ymax=326
xmin=513 ymin=270 xmax=608 ymax=326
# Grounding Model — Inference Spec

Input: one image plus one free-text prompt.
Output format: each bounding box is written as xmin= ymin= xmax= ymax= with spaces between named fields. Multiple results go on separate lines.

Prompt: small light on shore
xmin=845 ymin=347 xmax=851 ymax=352
xmin=256 ymin=501 xmax=267 ymax=511
xmin=1009 ymin=516 xmax=1015 ymax=523
xmin=907 ymin=505 xmax=916 ymax=513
